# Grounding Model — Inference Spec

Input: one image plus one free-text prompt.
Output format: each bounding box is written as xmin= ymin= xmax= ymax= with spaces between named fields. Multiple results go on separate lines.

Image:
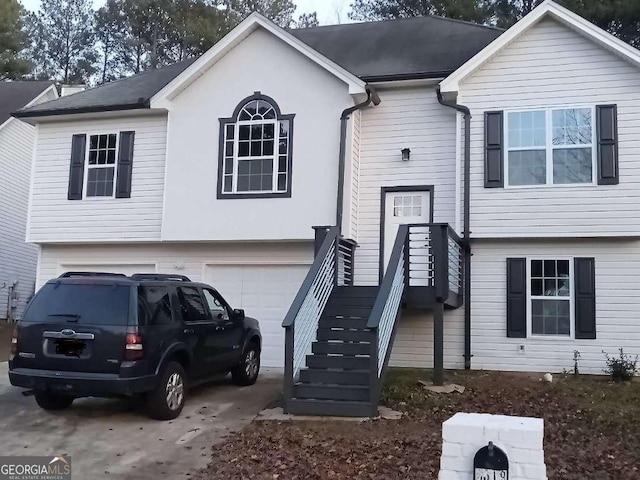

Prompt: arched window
xmin=218 ymin=92 xmax=294 ymax=198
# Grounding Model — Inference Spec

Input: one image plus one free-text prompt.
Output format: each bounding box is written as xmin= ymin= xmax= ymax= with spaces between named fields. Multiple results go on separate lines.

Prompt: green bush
xmin=604 ymin=348 xmax=638 ymax=382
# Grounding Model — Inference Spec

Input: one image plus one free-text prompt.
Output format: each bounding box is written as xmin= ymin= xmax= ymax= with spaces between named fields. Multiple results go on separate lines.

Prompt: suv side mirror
xmin=233 ymin=308 xmax=245 ymax=321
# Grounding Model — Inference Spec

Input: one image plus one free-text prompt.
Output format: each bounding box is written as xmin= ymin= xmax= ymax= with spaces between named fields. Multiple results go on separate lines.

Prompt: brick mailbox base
xmin=438 ymin=413 xmax=547 ymax=480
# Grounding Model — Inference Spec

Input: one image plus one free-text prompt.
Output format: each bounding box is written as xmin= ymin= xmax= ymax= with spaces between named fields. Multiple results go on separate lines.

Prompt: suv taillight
xmin=124 ymin=330 xmax=144 ymax=361
xmin=10 ymin=324 xmax=19 ymax=358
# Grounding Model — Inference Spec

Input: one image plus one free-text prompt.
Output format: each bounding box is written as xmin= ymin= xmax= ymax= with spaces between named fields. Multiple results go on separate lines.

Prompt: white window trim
xmin=83 ymin=132 xmax=120 ymax=199
xmin=230 ymin=118 xmax=283 ymax=194
xmin=526 ymin=256 xmax=575 ymax=339
xmin=504 ymin=105 xmax=598 ymax=189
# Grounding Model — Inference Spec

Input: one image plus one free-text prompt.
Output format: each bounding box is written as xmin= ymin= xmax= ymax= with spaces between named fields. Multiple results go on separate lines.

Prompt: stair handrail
xmin=283 ymin=226 xmax=339 ymax=407
xmin=367 ymin=225 xmax=409 ymax=399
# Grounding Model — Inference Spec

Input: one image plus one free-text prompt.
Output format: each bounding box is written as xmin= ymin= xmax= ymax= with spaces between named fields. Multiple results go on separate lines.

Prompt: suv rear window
xmin=23 ymin=283 xmax=131 ymax=325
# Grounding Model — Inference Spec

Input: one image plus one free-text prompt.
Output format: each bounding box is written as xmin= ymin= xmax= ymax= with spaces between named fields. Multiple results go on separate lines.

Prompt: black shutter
xmin=67 ymin=134 xmax=86 ymax=200
xmin=485 ymin=111 xmax=504 ymax=188
xmin=506 ymin=258 xmax=527 ymax=338
xmin=115 ymin=131 xmax=135 ymax=198
xmin=575 ymin=258 xmax=596 ymax=339
xmin=596 ymin=105 xmax=618 ymax=185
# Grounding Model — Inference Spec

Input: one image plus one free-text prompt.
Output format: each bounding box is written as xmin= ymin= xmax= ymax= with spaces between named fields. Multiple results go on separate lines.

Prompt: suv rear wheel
xmin=231 ymin=343 xmax=260 ymax=386
xmin=146 ymin=361 xmax=186 ymax=420
xmin=34 ymin=391 xmax=74 ymax=411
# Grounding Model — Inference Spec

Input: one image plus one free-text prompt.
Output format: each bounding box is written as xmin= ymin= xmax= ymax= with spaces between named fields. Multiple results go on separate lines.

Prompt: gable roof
xmin=15 ymin=14 xmax=502 ymax=118
xmin=0 ymin=81 xmax=55 ymax=125
xmin=15 ymin=59 xmax=196 ymax=119
xmin=440 ymin=0 xmax=640 ymax=94
xmin=289 ymin=16 xmax=503 ymax=82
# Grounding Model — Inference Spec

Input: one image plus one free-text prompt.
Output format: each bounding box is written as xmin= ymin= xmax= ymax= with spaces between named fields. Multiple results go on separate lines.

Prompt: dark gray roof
xmin=15 ymin=16 xmax=502 ymax=118
xmin=0 ymin=81 xmax=54 ymax=124
xmin=290 ymin=16 xmax=503 ymax=81
xmin=15 ymin=59 xmax=197 ymax=118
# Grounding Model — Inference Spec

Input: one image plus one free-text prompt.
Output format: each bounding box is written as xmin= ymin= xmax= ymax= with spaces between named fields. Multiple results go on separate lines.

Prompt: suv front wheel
xmin=231 ymin=343 xmax=260 ymax=386
xmin=147 ymin=361 xmax=186 ymax=420
xmin=34 ymin=390 xmax=74 ymax=411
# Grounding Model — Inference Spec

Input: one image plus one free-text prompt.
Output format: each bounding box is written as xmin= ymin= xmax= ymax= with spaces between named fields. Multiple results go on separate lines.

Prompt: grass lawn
xmin=196 ymin=369 xmax=640 ymax=480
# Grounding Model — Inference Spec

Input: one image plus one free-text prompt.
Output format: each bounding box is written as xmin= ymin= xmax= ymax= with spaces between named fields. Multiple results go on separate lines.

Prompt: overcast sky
xmin=20 ymin=0 xmax=354 ymax=25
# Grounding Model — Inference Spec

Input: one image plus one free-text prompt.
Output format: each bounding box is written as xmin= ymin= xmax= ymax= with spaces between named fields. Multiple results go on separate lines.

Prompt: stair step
xmin=319 ymin=316 xmax=368 ymax=329
xmin=285 ymin=399 xmax=377 ymax=417
xmin=299 ymin=368 xmax=370 ymax=385
xmin=294 ymin=383 xmax=370 ymax=402
xmin=323 ymin=304 xmax=374 ymax=318
xmin=312 ymin=341 xmax=371 ymax=356
xmin=325 ymin=295 xmax=377 ymax=308
xmin=306 ymin=354 xmax=370 ymax=370
xmin=317 ymin=328 xmax=372 ymax=342
xmin=331 ymin=286 xmax=379 ymax=298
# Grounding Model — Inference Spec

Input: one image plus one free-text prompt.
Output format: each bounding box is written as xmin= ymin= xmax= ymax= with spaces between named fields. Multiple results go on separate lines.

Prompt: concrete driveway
xmin=0 ymin=362 xmax=281 ymax=479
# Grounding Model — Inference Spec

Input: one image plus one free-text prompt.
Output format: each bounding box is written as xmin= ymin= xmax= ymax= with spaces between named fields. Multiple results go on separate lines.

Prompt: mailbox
xmin=474 ymin=441 xmax=508 ymax=480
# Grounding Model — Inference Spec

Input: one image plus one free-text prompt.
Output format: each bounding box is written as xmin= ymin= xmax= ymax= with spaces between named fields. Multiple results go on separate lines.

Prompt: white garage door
xmin=57 ymin=264 xmax=156 ymax=277
xmin=204 ymin=264 xmax=309 ymax=368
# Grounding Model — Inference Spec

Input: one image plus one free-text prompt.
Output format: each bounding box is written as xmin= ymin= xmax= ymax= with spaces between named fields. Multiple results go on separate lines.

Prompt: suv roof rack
xmin=130 ymin=273 xmax=192 ymax=282
xmin=59 ymin=271 xmax=128 ymax=278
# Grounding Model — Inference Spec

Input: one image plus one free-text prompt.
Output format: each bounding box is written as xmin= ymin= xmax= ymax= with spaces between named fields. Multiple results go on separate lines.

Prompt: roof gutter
xmin=436 ymin=86 xmax=472 ymax=370
xmin=336 ymin=85 xmax=381 ymax=230
xmin=12 ymin=100 xmax=150 ymax=119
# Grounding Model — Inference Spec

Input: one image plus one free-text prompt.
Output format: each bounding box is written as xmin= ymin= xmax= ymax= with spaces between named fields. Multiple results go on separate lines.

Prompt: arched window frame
xmin=218 ymin=92 xmax=295 ymax=199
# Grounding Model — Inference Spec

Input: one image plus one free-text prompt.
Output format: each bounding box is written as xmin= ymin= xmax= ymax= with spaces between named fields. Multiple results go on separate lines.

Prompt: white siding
xmin=37 ymin=242 xmax=312 ymax=289
xmin=355 ymin=86 xmax=457 ymax=285
xmin=471 ymin=238 xmax=640 ymax=374
xmin=460 ymin=18 xmax=640 ymax=238
xmin=390 ymin=308 xmax=465 ymax=370
xmin=161 ymin=28 xmax=354 ymax=242
xmin=28 ymin=114 xmax=167 ymax=242
xmin=0 ymin=120 xmax=38 ymax=319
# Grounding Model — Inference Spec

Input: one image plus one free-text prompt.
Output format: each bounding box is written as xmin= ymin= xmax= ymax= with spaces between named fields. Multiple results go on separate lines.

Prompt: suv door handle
xmin=183 ymin=328 xmax=194 ymax=334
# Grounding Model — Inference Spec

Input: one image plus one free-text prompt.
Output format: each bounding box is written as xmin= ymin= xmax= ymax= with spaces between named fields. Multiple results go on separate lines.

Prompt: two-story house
xmin=0 ymin=81 xmax=57 ymax=321
xmin=14 ymin=0 xmax=640 ymax=416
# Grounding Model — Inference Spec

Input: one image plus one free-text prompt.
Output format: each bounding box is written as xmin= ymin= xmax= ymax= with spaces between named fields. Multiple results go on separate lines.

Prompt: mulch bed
xmin=195 ymin=369 xmax=640 ymax=480
xmin=0 ymin=321 xmax=12 ymax=361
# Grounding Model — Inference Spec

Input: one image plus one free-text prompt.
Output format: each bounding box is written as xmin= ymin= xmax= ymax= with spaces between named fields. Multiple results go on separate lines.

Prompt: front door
xmin=383 ymin=190 xmax=431 ymax=281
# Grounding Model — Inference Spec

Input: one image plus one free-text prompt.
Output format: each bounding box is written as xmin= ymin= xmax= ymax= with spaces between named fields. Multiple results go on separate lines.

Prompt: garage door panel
xmin=57 ymin=264 xmax=156 ymax=277
xmin=204 ymin=264 xmax=309 ymax=367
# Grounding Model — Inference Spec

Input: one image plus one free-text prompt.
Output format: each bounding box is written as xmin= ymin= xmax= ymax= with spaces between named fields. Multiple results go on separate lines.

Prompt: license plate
xmin=55 ymin=339 xmax=86 ymax=357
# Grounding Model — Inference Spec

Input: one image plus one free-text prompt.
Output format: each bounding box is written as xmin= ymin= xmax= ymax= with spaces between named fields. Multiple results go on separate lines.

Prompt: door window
xmin=176 ymin=287 xmax=209 ymax=323
xmin=203 ymin=289 xmax=230 ymax=320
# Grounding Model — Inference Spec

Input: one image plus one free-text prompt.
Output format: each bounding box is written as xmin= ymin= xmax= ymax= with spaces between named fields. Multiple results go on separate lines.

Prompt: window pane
xmin=86 ymin=167 xmax=114 ymax=197
xmin=508 ymin=150 xmax=546 ymax=186
xmin=177 ymin=287 xmax=208 ymax=323
xmin=225 ymin=124 xmax=234 ymax=140
xmin=225 ymin=141 xmax=233 ymax=157
xmin=264 ymin=123 xmax=274 ymax=139
xmin=278 ymin=156 xmax=287 ymax=173
xmin=508 ymin=111 xmax=546 ymax=148
xmin=238 ymin=141 xmax=249 ymax=157
xmin=237 ymin=175 xmax=249 ymax=192
xmin=107 ymin=150 xmax=116 ymax=164
xmin=99 ymin=135 xmax=107 ymax=149
xmin=89 ymin=150 xmax=97 ymax=165
xmin=278 ymin=174 xmax=286 ymax=191
xmin=552 ymin=108 xmax=592 ymax=145
xmin=279 ymin=121 xmax=289 ymax=138
xmin=263 ymin=140 xmax=274 ymax=156
xmin=251 ymin=124 xmax=262 ymax=140
xmin=239 ymin=125 xmax=250 ymax=141
xmin=557 ymin=260 xmax=569 ymax=276
xmin=138 ymin=286 xmax=173 ymax=326
xmin=531 ymin=279 xmax=543 ymax=296
xmin=250 ymin=141 xmax=262 ymax=157
xmin=90 ymin=135 xmax=98 ymax=149
xmin=223 ymin=175 xmax=232 ymax=192
xmin=553 ymin=148 xmax=592 ymax=184
xmin=544 ymin=279 xmax=557 ymax=296
xmin=531 ymin=299 xmax=571 ymax=335
xmin=531 ymin=260 xmax=543 ymax=278
xmin=544 ymin=260 xmax=555 ymax=277
xmin=108 ymin=134 xmax=117 ymax=149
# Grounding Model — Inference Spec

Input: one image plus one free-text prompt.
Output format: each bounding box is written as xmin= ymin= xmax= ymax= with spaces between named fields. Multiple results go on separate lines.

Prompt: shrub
xmin=603 ymin=348 xmax=638 ymax=382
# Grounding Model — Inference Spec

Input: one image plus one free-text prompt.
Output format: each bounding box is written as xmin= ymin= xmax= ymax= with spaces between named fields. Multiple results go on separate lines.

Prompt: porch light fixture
xmin=401 ymin=148 xmax=411 ymax=161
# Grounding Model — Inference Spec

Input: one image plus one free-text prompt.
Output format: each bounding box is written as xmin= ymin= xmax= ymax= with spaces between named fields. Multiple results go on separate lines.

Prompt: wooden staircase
xmin=287 ymin=286 xmax=378 ymax=417
xmin=282 ymin=224 xmax=465 ymax=418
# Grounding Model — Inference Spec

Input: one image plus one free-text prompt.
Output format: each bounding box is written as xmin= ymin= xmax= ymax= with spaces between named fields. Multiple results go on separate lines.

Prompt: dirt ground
xmin=0 ymin=321 xmax=12 ymax=361
xmin=195 ymin=369 xmax=640 ymax=480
